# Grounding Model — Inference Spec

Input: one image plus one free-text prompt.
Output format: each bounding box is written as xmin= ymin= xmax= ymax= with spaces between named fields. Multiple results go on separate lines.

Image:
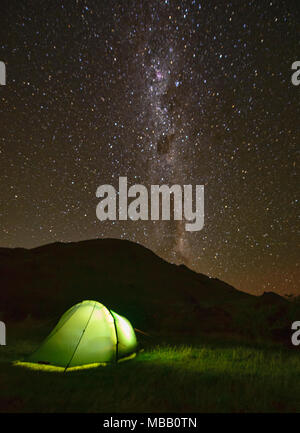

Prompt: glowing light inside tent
xmin=18 ymin=300 xmax=137 ymax=370
xmin=112 ymin=312 xmax=136 ymax=344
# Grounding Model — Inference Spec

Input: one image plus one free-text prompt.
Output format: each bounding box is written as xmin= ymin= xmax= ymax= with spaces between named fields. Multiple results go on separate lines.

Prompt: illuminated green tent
xmin=27 ymin=300 xmax=137 ymax=369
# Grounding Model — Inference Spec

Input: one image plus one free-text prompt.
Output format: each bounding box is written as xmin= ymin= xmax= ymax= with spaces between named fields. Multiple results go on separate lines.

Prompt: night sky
xmin=1 ymin=1 xmax=299 ymax=296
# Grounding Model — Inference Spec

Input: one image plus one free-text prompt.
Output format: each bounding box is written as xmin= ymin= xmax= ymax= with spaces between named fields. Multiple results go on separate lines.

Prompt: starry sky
xmin=1 ymin=0 xmax=299 ymax=296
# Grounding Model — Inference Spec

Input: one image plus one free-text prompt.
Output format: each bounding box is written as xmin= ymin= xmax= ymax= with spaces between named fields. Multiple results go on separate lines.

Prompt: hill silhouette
xmin=0 ymin=238 xmax=298 ymax=342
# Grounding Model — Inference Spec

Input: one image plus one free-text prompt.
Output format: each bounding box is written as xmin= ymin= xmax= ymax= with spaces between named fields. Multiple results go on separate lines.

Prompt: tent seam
xmin=64 ymin=301 xmax=97 ymax=372
xmin=109 ymin=309 xmax=119 ymax=363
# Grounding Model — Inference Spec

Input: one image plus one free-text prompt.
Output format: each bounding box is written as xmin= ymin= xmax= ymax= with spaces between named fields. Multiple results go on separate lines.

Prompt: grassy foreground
xmin=0 ymin=322 xmax=299 ymax=413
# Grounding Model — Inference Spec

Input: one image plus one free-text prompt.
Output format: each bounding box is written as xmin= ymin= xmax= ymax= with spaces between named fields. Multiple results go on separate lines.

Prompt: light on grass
xmin=13 ymin=353 xmax=136 ymax=372
xmin=117 ymin=352 xmax=136 ymax=363
xmin=13 ymin=360 xmax=107 ymax=372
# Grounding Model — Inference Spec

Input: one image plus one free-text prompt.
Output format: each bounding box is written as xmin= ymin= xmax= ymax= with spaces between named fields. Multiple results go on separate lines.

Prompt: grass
xmin=0 ymin=321 xmax=299 ymax=413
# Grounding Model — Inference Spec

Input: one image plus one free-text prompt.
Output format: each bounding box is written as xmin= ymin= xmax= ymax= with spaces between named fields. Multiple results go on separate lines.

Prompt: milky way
xmin=142 ymin=28 xmax=191 ymax=260
xmin=0 ymin=1 xmax=299 ymax=296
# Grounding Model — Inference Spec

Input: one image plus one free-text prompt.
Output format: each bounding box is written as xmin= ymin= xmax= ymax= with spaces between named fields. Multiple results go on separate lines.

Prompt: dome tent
xmin=26 ymin=300 xmax=137 ymax=370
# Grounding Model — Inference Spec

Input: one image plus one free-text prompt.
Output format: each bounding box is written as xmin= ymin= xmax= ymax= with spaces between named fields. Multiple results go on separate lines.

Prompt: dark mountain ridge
xmin=0 ymin=238 xmax=298 ymax=342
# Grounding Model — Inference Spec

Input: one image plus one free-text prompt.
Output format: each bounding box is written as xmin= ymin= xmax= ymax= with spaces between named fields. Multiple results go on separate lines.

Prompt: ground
xmin=0 ymin=320 xmax=299 ymax=413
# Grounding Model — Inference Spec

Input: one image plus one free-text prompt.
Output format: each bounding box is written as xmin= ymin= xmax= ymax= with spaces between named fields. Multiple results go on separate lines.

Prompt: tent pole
xmin=110 ymin=310 xmax=119 ymax=364
xmin=64 ymin=302 xmax=96 ymax=372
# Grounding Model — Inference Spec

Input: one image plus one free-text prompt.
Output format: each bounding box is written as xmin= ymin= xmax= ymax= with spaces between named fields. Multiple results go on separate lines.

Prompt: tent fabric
xmin=27 ymin=300 xmax=137 ymax=368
